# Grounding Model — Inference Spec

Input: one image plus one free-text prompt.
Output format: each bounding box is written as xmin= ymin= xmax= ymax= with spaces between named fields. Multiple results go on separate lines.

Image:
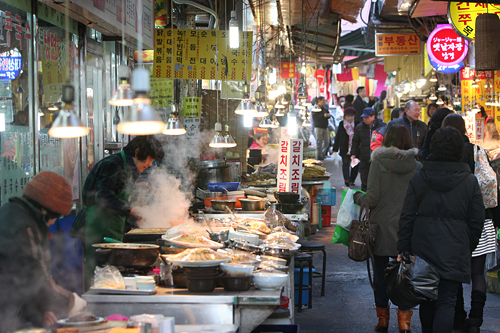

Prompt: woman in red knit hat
xmin=0 ymin=171 xmax=87 ymax=332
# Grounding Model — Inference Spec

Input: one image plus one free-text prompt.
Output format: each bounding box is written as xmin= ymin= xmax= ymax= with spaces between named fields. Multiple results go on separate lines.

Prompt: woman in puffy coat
xmin=353 ymin=124 xmax=421 ymax=333
xmin=398 ymin=127 xmax=485 ymax=333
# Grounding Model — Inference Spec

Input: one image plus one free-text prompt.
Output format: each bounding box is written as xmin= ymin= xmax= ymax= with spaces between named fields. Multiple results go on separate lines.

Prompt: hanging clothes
xmin=314 ymin=67 xmax=326 ymax=95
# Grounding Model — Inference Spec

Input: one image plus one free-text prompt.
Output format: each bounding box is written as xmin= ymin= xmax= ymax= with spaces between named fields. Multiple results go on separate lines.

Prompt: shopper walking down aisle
xmin=351 ymin=107 xmax=386 ymax=191
xmin=392 ymin=100 xmax=427 ymax=150
xmin=353 ymin=125 xmax=421 ymax=333
xmin=333 ymin=107 xmax=359 ymax=187
xmin=398 ymin=127 xmax=485 ymax=333
xmin=420 ymin=108 xmax=454 ymax=161
xmin=353 ymin=86 xmax=368 ymax=124
xmin=312 ymin=96 xmax=331 ymax=160
xmin=442 ymin=114 xmax=498 ymax=333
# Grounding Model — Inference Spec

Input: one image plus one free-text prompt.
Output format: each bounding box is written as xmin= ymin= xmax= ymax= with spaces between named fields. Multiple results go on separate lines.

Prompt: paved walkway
xmin=295 ymin=155 xmax=500 ymax=332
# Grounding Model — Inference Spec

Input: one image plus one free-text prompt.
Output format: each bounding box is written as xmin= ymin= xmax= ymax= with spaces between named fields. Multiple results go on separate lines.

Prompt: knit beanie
xmin=23 ymin=171 xmax=73 ymax=215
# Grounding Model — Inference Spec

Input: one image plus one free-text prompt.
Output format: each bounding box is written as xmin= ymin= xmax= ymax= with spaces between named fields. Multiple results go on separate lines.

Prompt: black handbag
xmin=348 ymin=199 xmax=378 ymax=262
xmin=347 ymin=199 xmax=378 ymax=290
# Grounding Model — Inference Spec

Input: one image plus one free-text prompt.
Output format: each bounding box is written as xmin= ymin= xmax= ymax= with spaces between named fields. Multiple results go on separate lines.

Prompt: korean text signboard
xmin=427 ymin=24 xmax=468 ymax=67
xmin=183 ymin=97 xmax=201 ymax=118
xmin=448 ymin=2 xmax=500 ymax=40
xmin=277 ymin=139 xmax=303 ymax=196
xmin=153 ymin=29 xmax=253 ymax=81
xmin=280 ymin=62 xmax=296 ymax=79
xmin=375 ymin=33 xmax=420 ymax=56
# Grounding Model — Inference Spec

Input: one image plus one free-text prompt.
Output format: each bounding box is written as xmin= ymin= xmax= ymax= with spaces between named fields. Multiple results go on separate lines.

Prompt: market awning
xmin=338 ymin=28 xmax=375 ymax=57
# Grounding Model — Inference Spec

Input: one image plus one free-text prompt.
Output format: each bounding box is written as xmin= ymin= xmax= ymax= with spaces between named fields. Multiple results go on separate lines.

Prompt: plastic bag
xmin=332 ymin=225 xmax=350 ymax=246
xmin=164 ymin=222 xmax=206 ymax=238
xmin=264 ymin=207 xmax=298 ymax=233
xmin=93 ymin=265 xmax=125 ymax=289
xmin=336 ymin=189 xmax=360 ymax=231
xmin=385 ymin=256 xmax=440 ymax=309
xmin=333 ymin=152 xmax=340 ymax=168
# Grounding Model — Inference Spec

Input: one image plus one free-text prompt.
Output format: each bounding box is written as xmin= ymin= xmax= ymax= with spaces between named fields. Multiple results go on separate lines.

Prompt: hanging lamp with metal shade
xmin=438 ymin=82 xmax=446 ymax=91
xmin=209 ymin=122 xmax=226 ymax=148
xmin=109 ymin=65 xmax=134 ymax=106
xmin=259 ymin=116 xmax=274 ymax=128
xmin=471 ymin=76 xmax=479 ymax=88
xmin=163 ymin=104 xmax=186 ymax=135
xmin=223 ymin=124 xmax=237 ymax=147
xmin=436 ymin=97 xmax=444 ymax=105
xmin=429 ymin=92 xmax=437 ymax=101
xmin=311 ymin=104 xmax=321 ymax=112
xmin=253 ymin=103 xmax=269 ymax=117
xmin=430 ymin=72 xmax=438 ymax=82
xmin=49 ymin=85 xmax=89 ymax=138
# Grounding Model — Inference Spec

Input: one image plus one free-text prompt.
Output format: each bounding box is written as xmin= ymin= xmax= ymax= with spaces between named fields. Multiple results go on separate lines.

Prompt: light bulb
xmin=229 ymin=11 xmax=239 ymax=49
xmin=287 ymin=108 xmax=297 ymax=136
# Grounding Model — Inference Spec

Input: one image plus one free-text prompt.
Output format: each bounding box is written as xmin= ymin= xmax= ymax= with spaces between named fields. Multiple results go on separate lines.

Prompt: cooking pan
xmin=92 ymin=243 xmax=160 ymax=268
xmin=239 ymin=199 xmax=267 ymax=211
xmin=123 ymin=228 xmax=169 ymax=243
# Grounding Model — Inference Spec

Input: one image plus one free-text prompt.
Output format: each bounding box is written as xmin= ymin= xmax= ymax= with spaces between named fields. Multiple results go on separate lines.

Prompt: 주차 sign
xmin=153 ymin=29 xmax=253 ymax=81
xmin=448 ymin=2 xmax=500 ymax=40
xmin=375 ymin=33 xmax=420 ymax=56
xmin=427 ymin=24 xmax=468 ymax=67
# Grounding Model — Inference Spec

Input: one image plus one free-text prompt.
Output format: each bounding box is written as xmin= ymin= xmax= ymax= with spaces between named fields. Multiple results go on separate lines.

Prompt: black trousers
xmin=419 ymin=279 xmax=461 ymax=333
xmin=341 ymin=154 xmax=359 ymax=184
xmin=359 ymin=159 xmax=370 ymax=191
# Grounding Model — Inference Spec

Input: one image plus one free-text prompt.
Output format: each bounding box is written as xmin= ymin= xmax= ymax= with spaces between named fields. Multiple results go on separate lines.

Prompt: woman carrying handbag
xmin=353 ymin=124 xmax=421 ymax=332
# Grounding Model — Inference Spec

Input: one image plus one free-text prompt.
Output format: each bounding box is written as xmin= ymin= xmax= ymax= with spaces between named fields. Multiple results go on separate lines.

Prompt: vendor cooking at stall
xmin=0 ymin=171 xmax=87 ymax=332
xmin=71 ymin=135 xmax=164 ymax=289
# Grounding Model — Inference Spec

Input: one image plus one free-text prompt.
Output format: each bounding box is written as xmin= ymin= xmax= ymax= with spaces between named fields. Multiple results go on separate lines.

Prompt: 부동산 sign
xmin=448 ymin=2 xmax=500 ymax=40
xmin=153 ymin=29 xmax=253 ymax=81
xmin=375 ymin=33 xmax=420 ymax=56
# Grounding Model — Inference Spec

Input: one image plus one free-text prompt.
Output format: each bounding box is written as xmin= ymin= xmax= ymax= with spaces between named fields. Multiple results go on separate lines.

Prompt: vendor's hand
xmin=68 ymin=293 xmax=87 ymax=317
xmin=324 ymin=113 xmax=331 ymax=118
xmin=351 ymin=155 xmax=356 ymax=162
xmin=44 ymin=311 xmax=57 ymax=327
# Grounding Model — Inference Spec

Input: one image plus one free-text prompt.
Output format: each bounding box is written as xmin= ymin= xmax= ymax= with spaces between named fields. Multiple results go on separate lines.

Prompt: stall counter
xmin=83 ymin=287 xmax=280 ymax=333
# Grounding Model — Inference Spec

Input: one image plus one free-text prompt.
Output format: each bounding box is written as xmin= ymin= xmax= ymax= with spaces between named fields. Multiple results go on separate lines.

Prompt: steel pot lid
xmin=92 ymin=243 xmax=160 ymax=249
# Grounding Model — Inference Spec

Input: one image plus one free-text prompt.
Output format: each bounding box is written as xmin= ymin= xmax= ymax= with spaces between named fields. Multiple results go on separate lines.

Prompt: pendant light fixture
xmin=209 ymin=122 xmax=226 ymax=147
xmin=430 ymin=71 xmax=438 ymax=82
xmin=49 ymin=0 xmax=88 ymax=138
xmin=221 ymin=6 xmax=237 ymax=148
xmin=471 ymin=76 xmax=479 ymax=88
xmin=486 ymin=96 xmax=493 ymax=106
xmin=109 ymin=0 xmax=133 ymax=106
xmin=48 ymin=104 xmax=59 ymax=111
xmin=302 ymin=116 xmax=311 ymax=127
xmin=453 ymin=94 xmax=461 ymax=106
xmin=259 ymin=116 xmax=274 ymax=128
xmin=275 ymin=106 xmax=285 ymax=117
xmin=485 ymin=79 xmax=491 ymax=89
xmin=163 ymin=103 xmax=186 ymax=135
xmin=436 ymin=97 xmax=444 ymax=105
xmin=287 ymin=104 xmax=297 ymax=136
xmin=49 ymin=85 xmax=89 ymax=138
xmin=253 ymin=102 xmax=269 ymax=117
xmin=471 ymin=101 xmax=480 ymax=112
xmin=235 ymin=84 xmax=257 ymax=115
xmin=438 ymin=81 xmax=446 ymax=91
xmin=311 ymin=103 xmax=321 ymax=112
xmin=429 ymin=92 xmax=437 ymax=101
xmin=224 ymin=124 xmax=237 ymax=147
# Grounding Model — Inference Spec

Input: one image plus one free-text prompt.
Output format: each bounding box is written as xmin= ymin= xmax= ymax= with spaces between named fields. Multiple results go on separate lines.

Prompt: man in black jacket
xmin=312 ymin=96 xmax=331 ymax=160
xmin=351 ymin=107 xmax=386 ymax=191
xmin=392 ymin=100 xmax=427 ymax=149
xmin=353 ymin=86 xmax=368 ymax=123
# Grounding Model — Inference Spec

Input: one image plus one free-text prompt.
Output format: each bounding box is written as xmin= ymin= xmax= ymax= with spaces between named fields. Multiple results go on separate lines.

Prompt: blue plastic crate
xmin=206 ymin=182 xmax=241 ymax=192
xmin=251 ymin=324 xmax=300 ymax=333
xmin=316 ymin=187 xmax=336 ymax=206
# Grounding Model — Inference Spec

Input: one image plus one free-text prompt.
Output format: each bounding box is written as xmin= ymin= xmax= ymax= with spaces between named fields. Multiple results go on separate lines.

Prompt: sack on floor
xmin=385 ymin=256 xmax=440 ymax=308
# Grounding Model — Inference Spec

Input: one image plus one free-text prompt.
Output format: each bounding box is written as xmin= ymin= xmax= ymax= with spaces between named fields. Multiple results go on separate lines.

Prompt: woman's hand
xmin=44 ymin=311 xmax=57 ymax=327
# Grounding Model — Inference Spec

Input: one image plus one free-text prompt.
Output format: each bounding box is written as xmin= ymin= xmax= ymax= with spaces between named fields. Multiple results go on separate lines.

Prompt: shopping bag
xmin=385 ymin=256 xmax=440 ymax=309
xmin=474 ymin=145 xmax=498 ymax=209
xmin=336 ymin=189 xmax=360 ymax=231
xmin=332 ymin=189 xmax=363 ymax=246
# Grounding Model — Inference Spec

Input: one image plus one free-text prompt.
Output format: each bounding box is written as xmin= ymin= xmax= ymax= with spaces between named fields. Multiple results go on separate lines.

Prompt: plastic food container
xmin=220 ymin=263 xmax=255 ymax=277
xmin=135 ymin=276 xmax=156 ymax=291
xmin=252 ymin=272 xmax=288 ymax=290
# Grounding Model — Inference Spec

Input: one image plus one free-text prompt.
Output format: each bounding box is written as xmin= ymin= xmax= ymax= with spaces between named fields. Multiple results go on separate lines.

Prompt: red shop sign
xmin=427 ymin=24 xmax=468 ymax=67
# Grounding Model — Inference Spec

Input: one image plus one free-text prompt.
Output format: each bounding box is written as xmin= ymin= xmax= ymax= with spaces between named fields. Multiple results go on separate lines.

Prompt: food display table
xmin=83 ymin=287 xmax=280 ymax=333
xmin=75 ymin=321 xmax=238 ymax=333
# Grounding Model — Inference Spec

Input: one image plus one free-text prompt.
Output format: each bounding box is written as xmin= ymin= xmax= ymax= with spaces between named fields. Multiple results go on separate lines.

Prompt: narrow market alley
xmin=295 ymin=155 xmax=500 ymax=333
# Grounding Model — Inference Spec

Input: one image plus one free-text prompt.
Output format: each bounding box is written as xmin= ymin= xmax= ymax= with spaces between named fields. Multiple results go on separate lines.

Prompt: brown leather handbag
xmin=348 ymin=199 xmax=378 ymax=261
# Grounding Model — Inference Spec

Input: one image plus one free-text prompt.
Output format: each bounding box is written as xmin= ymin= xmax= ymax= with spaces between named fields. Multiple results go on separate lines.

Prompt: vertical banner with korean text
xmin=277 ymin=139 xmax=303 ymax=196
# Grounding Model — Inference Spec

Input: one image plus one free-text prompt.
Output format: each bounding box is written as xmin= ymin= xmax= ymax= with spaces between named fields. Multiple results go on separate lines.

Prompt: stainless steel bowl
xmin=210 ymin=200 xmax=236 ymax=211
xmin=239 ymin=199 xmax=267 ymax=211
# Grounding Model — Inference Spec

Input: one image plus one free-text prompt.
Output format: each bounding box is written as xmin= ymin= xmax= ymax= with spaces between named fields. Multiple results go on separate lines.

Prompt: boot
xmin=397 ymin=309 xmax=413 ymax=333
xmin=375 ymin=306 xmax=390 ymax=332
xmin=468 ymin=290 xmax=487 ymax=332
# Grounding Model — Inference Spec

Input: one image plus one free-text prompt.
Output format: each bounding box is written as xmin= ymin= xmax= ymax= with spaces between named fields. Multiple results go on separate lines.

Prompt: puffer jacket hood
xmin=371 ymin=146 xmax=419 ymax=175
xmin=420 ymin=161 xmax=471 ymax=192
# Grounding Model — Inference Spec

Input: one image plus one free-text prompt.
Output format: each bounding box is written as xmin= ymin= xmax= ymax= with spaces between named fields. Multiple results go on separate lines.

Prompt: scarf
xmin=344 ymin=121 xmax=355 ymax=155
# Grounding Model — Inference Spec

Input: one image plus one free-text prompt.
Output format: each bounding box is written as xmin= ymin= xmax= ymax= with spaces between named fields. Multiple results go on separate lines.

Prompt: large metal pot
xmin=196 ymin=160 xmax=230 ymax=189
xmin=92 ymin=243 xmax=160 ymax=268
xmin=226 ymin=161 xmax=241 ymax=182
xmin=239 ymin=199 xmax=267 ymax=211
xmin=210 ymin=199 xmax=236 ymax=211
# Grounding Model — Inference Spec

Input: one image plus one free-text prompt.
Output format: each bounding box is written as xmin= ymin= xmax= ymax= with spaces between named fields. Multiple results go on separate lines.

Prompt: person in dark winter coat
xmin=398 ymin=127 xmax=485 ymax=333
xmin=392 ymin=100 xmax=428 ymax=150
xmin=351 ymin=107 xmax=386 ymax=191
xmin=344 ymin=94 xmax=354 ymax=109
xmin=442 ymin=114 xmax=496 ymax=333
xmin=354 ymin=125 xmax=422 ymax=332
xmin=421 ymin=108 xmax=455 ymax=161
xmin=353 ymin=86 xmax=368 ymax=123
xmin=333 ymin=107 xmax=359 ymax=186
xmin=0 ymin=172 xmax=87 ymax=332
xmin=311 ymin=96 xmax=331 ymax=160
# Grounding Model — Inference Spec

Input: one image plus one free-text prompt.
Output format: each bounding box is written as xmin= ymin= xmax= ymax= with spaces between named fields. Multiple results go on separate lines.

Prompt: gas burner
xmin=116 ymin=266 xmax=152 ymax=276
